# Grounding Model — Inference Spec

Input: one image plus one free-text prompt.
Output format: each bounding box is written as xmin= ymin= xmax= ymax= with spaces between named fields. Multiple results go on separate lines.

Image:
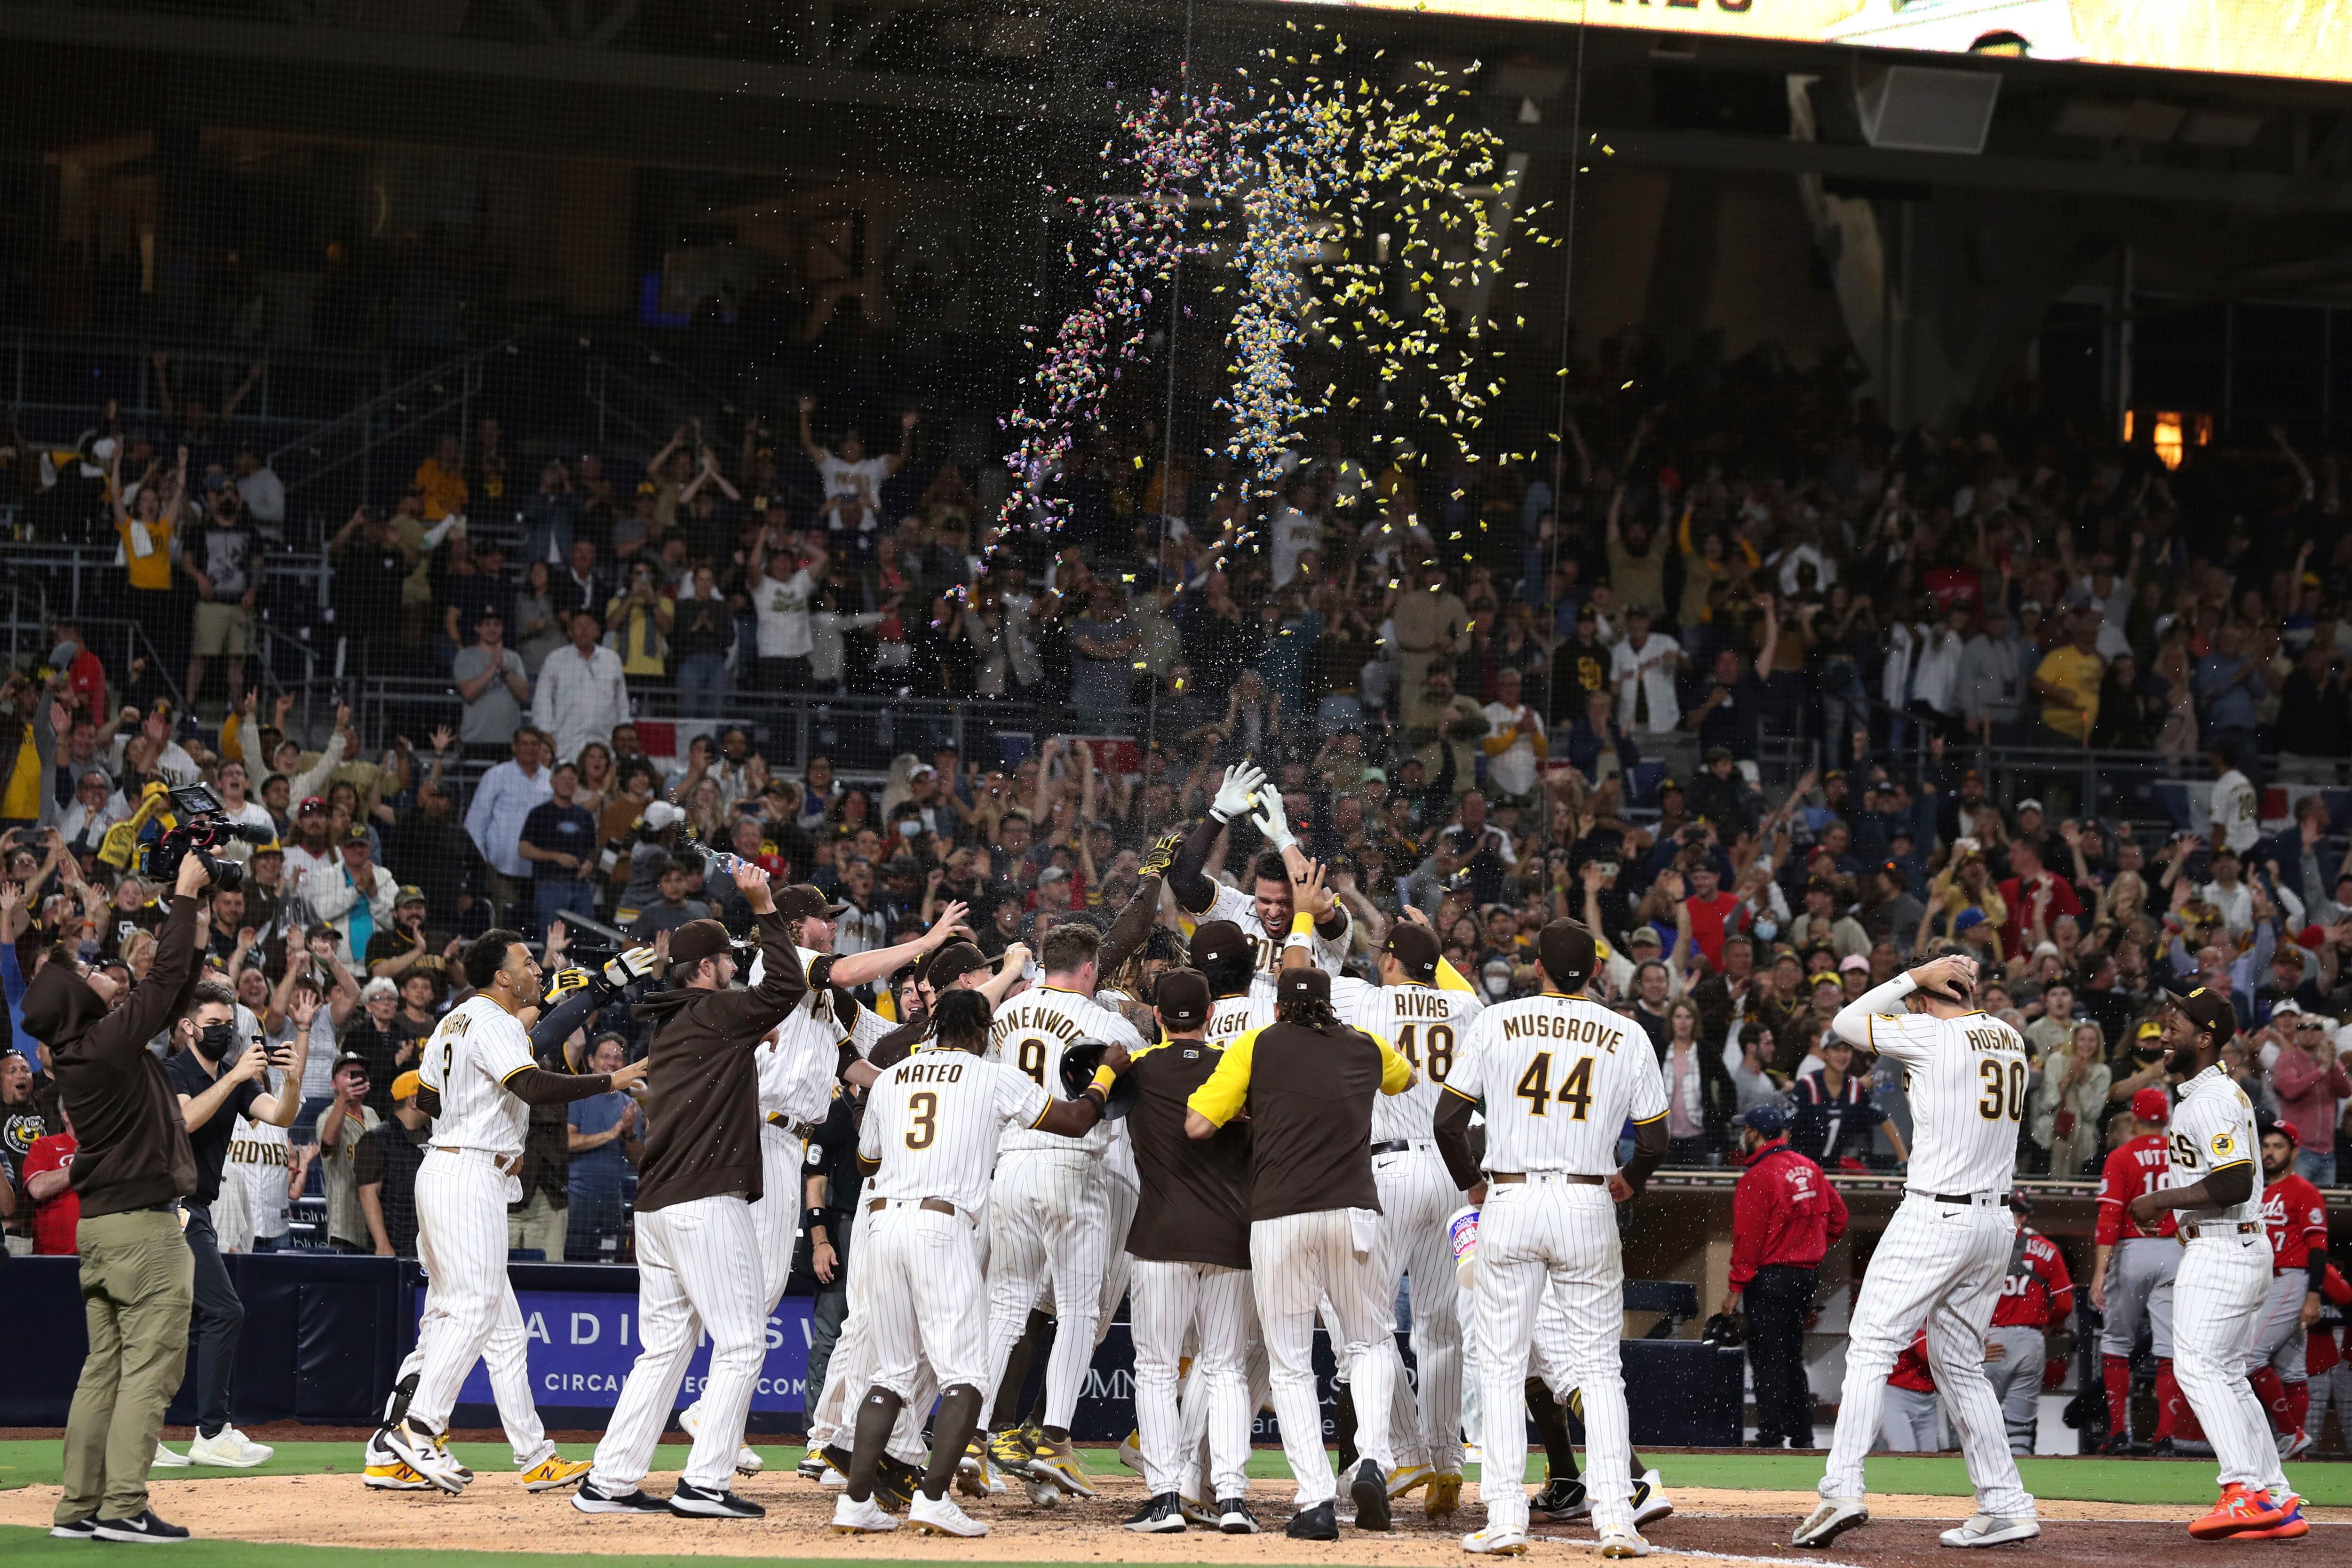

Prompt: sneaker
xmin=1530 ymin=1477 xmax=1590 ymax=1522
xmin=2189 ymin=1485 xmax=2288 ymax=1541
xmin=1598 ymin=1526 xmax=1654 ymax=1558
xmin=571 ymin=1480 xmax=671 ymax=1515
xmin=909 ymin=1490 xmax=990 ymax=1537
xmin=1025 ymin=1433 xmax=1098 ymax=1498
xmin=380 ymin=1418 xmax=467 ymax=1496
xmin=1425 ymin=1472 xmax=1465 ymax=1520
xmin=1632 ymin=1469 xmax=1675 ymax=1527
xmin=831 ymin=1493 xmax=899 ymax=1534
xmin=519 ymin=1456 xmax=592 ymax=1493
xmin=187 ymin=1427 xmax=274 ymax=1468
xmin=1350 ymin=1458 xmax=1392 ymax=1532
xmin=667 ymin=1480 xmax=763 ymax=1519
xmin=1287 ymin=1500 xmax=1339 ymax=1540
xmin=1938 ymin=1513 xmax=2042 ymax=1547
xmin=91 ymin=1511 xmax=191 ymax=1544
xmin=1124 ymin=1492 xmax=1187 ymax=1533
xmin=2235 ymin=1496 xmax=2309 ymax=1542
xmin=1117 ymin=1428 xmax=1145 ymax=1472
xmin=151 ymin=1441 xmax=191 ymax=1469
xmin=1217 ymin=1497 xmax=1260 ymax=1534
xmin=1463 ymin=1526 xmax=1531 ymax=1555
xmin=49 ymin=1519 xmax=97 ymax=1541
xmin=1793 ymin=1496 xmax=1870 ymax=1548
xmin=1387 ymin=1461 xmax=1436 ymax=1499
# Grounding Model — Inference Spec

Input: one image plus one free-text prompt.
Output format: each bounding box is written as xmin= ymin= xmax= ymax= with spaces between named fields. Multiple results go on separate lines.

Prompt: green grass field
xmin=2 ymin=1439 xmax=2346 ymax=1508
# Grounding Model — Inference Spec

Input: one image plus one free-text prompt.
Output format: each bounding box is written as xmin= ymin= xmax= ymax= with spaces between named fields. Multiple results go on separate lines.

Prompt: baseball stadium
xmin=0 ymin=0 xmax=2350 ymax=1566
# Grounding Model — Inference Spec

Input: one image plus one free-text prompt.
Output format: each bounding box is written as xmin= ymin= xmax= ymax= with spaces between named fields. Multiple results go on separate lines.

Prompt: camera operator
xmin=30 ymin=849 xmax=214 ymax=1544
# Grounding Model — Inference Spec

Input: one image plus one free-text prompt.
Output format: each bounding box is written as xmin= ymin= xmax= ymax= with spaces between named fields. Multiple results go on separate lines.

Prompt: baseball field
xmin=1 ymin=1437 xmax=2344 ymax=1567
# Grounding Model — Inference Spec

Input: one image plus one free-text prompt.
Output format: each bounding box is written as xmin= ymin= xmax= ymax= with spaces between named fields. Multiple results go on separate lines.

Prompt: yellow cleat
xmin=1425 ymin=1472 xmax=1464 ymax=1520
xmin=987 ymin=1426 xmax=1037 ymax=1472
xmin=363 ymin=1461 xmax=432 ymax=1491
xmin=1025 ymin=1435 xmax=1098 ymax=1498
xmin=1387 ymin=1462 xmax=1436 ymax=1499
xmin=521 ymin=1456 xmax=593 ymax=1493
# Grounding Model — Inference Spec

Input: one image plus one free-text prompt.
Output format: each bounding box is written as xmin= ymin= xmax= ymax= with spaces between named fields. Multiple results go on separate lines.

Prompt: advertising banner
xmin=430 ymin=1288 xmax=818 ymax=1414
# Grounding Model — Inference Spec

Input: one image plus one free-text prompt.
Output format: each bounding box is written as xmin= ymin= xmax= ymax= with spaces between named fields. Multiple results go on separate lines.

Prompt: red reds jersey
xmin=1729 ymin=1140 xmax=1851 ymax=1287
xmin=1992 ymin=1227 xmax=2076 ymax=1329
xmin=2260 ymin=1171 xmax=2328 ymax=1274
xmin=2096 ymin=1133 xmax=2178 ymax=1243
xmin=1890 ymin=1330 xmax=1936 ymax=1393
xmin=19 ymin=1131 xmax=79 ymax=1256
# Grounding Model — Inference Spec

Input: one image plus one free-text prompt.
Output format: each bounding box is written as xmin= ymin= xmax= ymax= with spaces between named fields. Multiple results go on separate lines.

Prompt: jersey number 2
xmin=1976 ymin=1058 xmax=2026 ymax=1122
xmin=906 ymin=1092 xmax=938 ymax=1150
xmin=1393 ymin=1023 xmax=1455 ymax=1083
xmin=1516 ymin=1052 xmax=1593 ymax=1120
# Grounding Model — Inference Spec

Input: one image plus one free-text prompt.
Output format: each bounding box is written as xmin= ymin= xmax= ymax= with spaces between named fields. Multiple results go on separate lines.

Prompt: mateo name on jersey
xmin=1502 ymin=1011 xmax=1628 ymax=1050
xmin=899 ymin=1057 xmax=969 ymax=1086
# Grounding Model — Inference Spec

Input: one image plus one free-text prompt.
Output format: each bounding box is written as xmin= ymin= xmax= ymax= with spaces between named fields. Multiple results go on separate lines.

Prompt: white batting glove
xmin=1251 ymin=786 xmax=1296 ymax=852
xmin=1209 ymin=761 xmax=1263 ymax=824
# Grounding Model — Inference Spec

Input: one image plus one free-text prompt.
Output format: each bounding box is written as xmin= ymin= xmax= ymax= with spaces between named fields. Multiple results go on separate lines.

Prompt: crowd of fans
xmin=2 ymin=344 xmax=2351 ymax=1273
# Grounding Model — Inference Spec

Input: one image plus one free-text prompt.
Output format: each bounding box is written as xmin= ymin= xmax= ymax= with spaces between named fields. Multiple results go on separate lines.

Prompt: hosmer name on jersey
xmin=1962 ymin=1026 xmax=2014 ymax=1054
xmin=1502 ymin=1011 xmax=1628 ymax=1050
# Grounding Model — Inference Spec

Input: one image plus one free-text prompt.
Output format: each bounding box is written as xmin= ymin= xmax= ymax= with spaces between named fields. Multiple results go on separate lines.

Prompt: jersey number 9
xmin=906 ymin=1091 xmax=938 ymax=1150
xmin=1392 ymin=1023 xmax=1456 ymax=1083
xmin=1976 ymin=1058 xmax=2026 ymax=1122
xmin=1016 ymin=1037 xmax=1048 ymax=1088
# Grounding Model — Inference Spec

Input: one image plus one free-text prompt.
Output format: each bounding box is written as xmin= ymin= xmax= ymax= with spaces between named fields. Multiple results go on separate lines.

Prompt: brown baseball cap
xmin=668 ymin=919 xmax=735 ymax=968
xmin=1190 ymin=919 xmax=1251 ymax=972
xmin=1537 ymin=918 xmax=1598 ymax=989
xmin=1383 ymin=922 xmax=1441 ymax=983
xmin=1276 ymin=967 xmax=1330 ymax=1004
xmin=772 ymin=884 xmax=847 ymax=923
xmin=2169 ymin=987 xmax=2237 ymax=1046
xmin=925 ymin=940 xmax=990 ymax=988
xmin=1154 ymin=968 xmax=1212 ymax=1030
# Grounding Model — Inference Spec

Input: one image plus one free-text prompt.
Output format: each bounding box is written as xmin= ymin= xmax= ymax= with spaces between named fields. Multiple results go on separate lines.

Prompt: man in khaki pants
xmin=30 ymin=849 xmax=215 ymax=1544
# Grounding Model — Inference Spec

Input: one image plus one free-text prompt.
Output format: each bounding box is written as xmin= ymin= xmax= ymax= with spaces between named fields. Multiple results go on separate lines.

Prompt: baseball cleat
xmin=1387 ymin=1461 xmax=1436 ymax=1498
xmin=1181 ymin=1494 xmax=1221 ymax=1528
xmin=570 ymin=1480 xmax=670 ymax=1515
xmin=831 ymin=1493 xmax=899 ymax=1534
xmin=1025 ymin=1434 xmax=1098 ymax=1497
xmin=2097 ymin=1432 xmax=2134 ymax=1456
xmin=1287 ymin=1500 xmax=1339 ymax=1540
xmin=520 ymin=1456 xmax=592 ymax=1493
xmin=955 ymin=1438 xmax=997 ymax=1499
xmin=987 ymin=1426 xmax=1038 ymax=1473
xmin=1351 ymin=1458 xmax=1392 ymax=1531
xmin=1598 ymin=1526 xmax=1655 ymax=1558
xmin=733 ymin=1446 xmax=763 ymax=1475
xmin=1938 ymin=1513 xmax=2041 ymax=1547
xmin=1425 ymin=1472 xmax=1465 ymax=1520
xmin=151 ymin=1441 xmax=191 ymax=1469
xmin=1117 ymin=1428 xmax=1144 ymax=1472
xmin=380 ymin=1418 xmax=467 ymax=1495
xmin=1463 ymin=1526 xmax=1531 ymax=1555
xmin=1217 ymin=1497 xmax=1260 ymax=1534
xmin=2278 ymin=1427 xmax=2313 ymax=1461
xmin=2235 ymin=1496 xmax=2308 ymax=1541
xmin=796 ymin=1451 xmax=828 ymax=1481
xmin=1530 ymin=1477 xmax=1590 ymax=1522
xmin=874 ymin=1454 xmax=923 ymax=1512
xmin=187 ymin=1426 xmax=274 ymax=1467
xmin=363 ymin=1461 xmax=432 ymax=1491
xmin=1124 ymin=1492 xmax=1187 ymax=1533
xmin=910 ymin=1491 xmax=990 ymax=1536
xmin=48 ymin=1520 xmax=98 ymax=1540
xmin=1632 ymin=1469 xmax=1675 ymax=1527
xmin=1024 ymin=1475 xmax=1061 ymax=1508
xmin=1793 ymin=1496 xmax=1869 ymax=1548
xmin=2189 ymin=1485 xmax=2289 ymax=1540
xmin=667 ymin=1480 xmax=763 ymax=1519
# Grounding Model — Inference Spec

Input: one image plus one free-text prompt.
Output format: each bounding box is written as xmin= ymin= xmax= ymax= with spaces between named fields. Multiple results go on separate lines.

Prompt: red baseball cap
xmin=2131 ymin=1087 xmax=2170 ymax=1124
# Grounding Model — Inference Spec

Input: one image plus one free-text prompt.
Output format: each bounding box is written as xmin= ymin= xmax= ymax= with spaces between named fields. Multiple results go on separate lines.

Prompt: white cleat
xmin=1633 ymin=1468 xmax=1674 ymax=1527
xmin=1116 ymin=1428 xmax=1144 ymax=1472
xmin=187 ymin=1426 xmax=275 ymax=1468
xmin=1598 ymin=1526 xmax=1655 ymax=1558
xmin=831 ymin=1493 xmax=900 ymax=1534
xmin=2278 ymin=1427 xmax=2314 ymax=1461
xmin=1462 ymin=1526 xmax=1531 ymax=1555
xmin=1793 ymin=1496 xmax=1869 ymax=1549
xmin=152 ymin=1441 xmax=191 ymax=1469
xmin=909 ymin=1491 xmax=991 ymax=1536
xmin=1939 ymin=1513 xmax=2041 ymax=1548
xmin=734 ymin=1446 xmax=763 ymax=1476
xmin=1024 ymin=1474 xmax=1061 ymax=1509
xmin=380 ymin=1418 xmax=468 ymax=1496
xmin=677 ymin=1400 xmax=759 ymax=1473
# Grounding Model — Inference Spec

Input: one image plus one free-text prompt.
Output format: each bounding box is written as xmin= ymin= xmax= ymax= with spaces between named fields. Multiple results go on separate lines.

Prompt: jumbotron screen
xmin=1289 ymin=0 xmax=2352 ymax=84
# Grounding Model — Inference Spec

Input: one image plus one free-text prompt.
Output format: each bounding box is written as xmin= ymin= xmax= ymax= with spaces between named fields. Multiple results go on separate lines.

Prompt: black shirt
xmin=341 ymin=1015 xmax=411 ymax=1120
xmin=353 ymin=1118 xmax=431 ymax=1256
xmin=1125 ymin=1038 xmax=1250 ymax=1269
xmin=163 ymin=1049 xmax=262 ymax=1207
xmin=520 ymin=799 xmax=600 ymax=886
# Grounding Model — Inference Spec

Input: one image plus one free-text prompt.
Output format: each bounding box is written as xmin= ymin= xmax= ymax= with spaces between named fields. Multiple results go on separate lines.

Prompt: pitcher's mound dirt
xmin=3 ymin=1470 xmax=2341 ymax=1566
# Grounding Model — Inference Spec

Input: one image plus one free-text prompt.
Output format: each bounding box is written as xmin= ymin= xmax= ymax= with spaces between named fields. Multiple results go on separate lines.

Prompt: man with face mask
xmin=1722 ymin=1104 xmax=1847 ymax=1450
xmin=162 ymin=980 xmax=307 ymax=1468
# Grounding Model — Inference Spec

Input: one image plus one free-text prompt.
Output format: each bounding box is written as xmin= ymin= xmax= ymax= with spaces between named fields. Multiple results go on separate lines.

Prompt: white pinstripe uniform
xmin=1195 ymin=883 xmax=1351 ymax=987
xmin=405 ymin=996 xmax=559 ymax=1468
xmin=1815 ymin=979 xmax=2035 ymax=1521
xmin=1446 ymin=990 xmax=1666 ymax=1537
xmin=862 ymin=1046 xmax=1055 ymax=1400
xmin=1332 ymin=974 xmax=1483 ymax=1479
xmin=2166 ymin=1066 xmax=2289 ymax=1502
xmin=980 ymin=986 xmax=1144 ymax=1432
xmin=216 ymin=1070 xmax=292 ymax=1254
xmin=1204 ymin=988 xmax=1273 ymax=1050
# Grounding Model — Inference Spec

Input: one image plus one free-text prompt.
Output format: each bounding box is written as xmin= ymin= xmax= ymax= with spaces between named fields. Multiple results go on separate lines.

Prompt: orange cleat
xmin=2233 ymin=1496 xmax=2308 ymax=1541
xmin=2186 ymin=1485 xmax=2288 ymax=1540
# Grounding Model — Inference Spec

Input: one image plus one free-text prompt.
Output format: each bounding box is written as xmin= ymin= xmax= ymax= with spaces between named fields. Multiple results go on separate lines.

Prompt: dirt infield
xmin=2 ymin=1468 xmax=2342 ymax=1565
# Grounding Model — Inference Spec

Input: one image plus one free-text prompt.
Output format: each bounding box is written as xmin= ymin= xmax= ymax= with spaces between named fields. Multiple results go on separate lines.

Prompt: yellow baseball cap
xmin=391 ymin=1070 xmax=421 ymax=1101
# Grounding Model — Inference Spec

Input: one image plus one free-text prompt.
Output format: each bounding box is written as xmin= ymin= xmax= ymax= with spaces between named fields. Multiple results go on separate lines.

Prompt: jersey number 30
xmin=1516 ymin=1052 xmax=1594 ymax=1120
xmin=1976 ymin=1058 xmax=2026 ymax=1122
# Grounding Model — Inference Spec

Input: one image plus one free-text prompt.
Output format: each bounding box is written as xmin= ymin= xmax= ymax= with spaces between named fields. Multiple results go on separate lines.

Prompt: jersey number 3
xmin=1516 ymin=1052 xmax=1594 ymax=1120
xmin=906 ymin=1091 xmax=938 ymax=1150
xmin=1976 ymin=1058 xmax=2026 ymax=1123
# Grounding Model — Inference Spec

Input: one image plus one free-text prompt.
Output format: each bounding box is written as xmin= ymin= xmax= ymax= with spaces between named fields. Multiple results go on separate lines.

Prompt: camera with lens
xmin=141 ymin=784 xmax=275 ymax=892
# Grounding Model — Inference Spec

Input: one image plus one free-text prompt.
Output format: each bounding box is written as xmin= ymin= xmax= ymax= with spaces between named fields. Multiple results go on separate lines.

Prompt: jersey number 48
xmin=1392 ymin=1023 xmax=1455 ymax=1083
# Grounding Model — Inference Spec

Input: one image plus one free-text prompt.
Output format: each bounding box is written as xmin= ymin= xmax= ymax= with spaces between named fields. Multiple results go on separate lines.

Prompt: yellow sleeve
xmin=1482 ymin=729 xmax=1515 ymax=757
xmin=1435 ymin=958 xmax=1475 ymax=994
xmin=1372 ymin=1031 xmax=1414 ymax=1094
xmin=1187 ymin=1028 xmax=1257 ymax=1128
xmin=1529 ymin=726 xmax=1549 ymax=759
xmin=219 ymin=711 xmax=244 ymax=766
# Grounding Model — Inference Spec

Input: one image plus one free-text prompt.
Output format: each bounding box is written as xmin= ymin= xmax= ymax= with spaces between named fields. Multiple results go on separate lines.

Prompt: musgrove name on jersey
xmin=1503 ymin=1011 xmax=1629 ymax=1049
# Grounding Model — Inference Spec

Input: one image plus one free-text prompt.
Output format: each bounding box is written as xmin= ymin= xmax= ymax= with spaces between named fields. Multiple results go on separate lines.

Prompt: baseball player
xmin=2092 ymin=1083 xmax=2181 ymax=1454
xmin=1793 ymin=952 xmax=2040 ymax=1551
xmin=1196 ymin=920 xmax=1274 ymax=1048
xmin=1188 ymin=952 xmax=1415 ymax=1541
xmin=2127 ymin=990 xmax=2303 ymax=1541
xmin=573 ymin=875 xmax=812 ymax=1520
xmin=1328 ymin=908 xmax=1483 ymax=1519
xmin=1883 ymin=1333 xmax=1946 ymax=1452
xmin=380 ymin=930 xmax=645 ymax=1496
xmin=1986 ymin=1197 xmax=2073 ymax=1455
xmin=976 ymin=922 xmax=1146 ymax=1497
xmin=1169 ymin=762 xmax=1351 ymax=985
xmin=1436 ymin=917 xmax=1669 ymax=1558
xmin=1116 ymin=967 xmax=1258 ymax=1536
xmin=829 ymin=988 xmax=1127 ymax=1538
xmin=2247 ymin=1123 xmax=2328 ymax=1461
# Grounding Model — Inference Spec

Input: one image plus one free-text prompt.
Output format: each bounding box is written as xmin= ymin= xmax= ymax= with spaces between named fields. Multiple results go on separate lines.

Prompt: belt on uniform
xmin=1491 ymin=1172 xmax=1606 ymax=1186
xmin=766 ymin=1114 xmax=821 ymax=1139
xmin=869 ymin=1195 xmax=968 ymax=1223
xmin=1910 ymin=1189 xmax=2008 ymax=1207
xmin=434 ymin=1146 xmax=523 ymax=1178
xmin=2179 ymin=1221 xmax=2261 ymax=1243
xmin=1370 ymin=1138 xmax=1438 ymax=1156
